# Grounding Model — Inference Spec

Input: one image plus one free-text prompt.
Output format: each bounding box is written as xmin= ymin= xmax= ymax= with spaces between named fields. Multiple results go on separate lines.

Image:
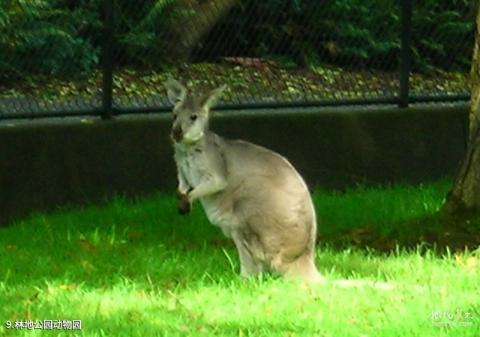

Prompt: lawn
xmin=0 ymin=181 xmax=479 ymax=336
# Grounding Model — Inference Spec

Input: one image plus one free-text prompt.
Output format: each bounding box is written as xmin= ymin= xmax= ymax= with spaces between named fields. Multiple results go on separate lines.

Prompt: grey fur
xmin=165 ymin=78 xmax=321 ymax=281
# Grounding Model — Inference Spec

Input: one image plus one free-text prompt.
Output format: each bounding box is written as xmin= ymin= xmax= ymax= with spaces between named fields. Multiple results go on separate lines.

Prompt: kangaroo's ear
xmin=165 ymin=78 xmax=187 ymax=105
xmin=201 ymin=85 xmax=227 ymax=110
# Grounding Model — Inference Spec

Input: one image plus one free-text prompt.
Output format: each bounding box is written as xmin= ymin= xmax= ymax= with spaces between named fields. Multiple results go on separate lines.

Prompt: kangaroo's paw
xmin=177 ymin=191 xmax=192 ymax=215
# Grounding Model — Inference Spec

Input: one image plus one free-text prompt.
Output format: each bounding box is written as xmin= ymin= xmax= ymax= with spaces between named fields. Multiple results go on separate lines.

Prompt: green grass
xmin=315 ymin=181 xmax=450 ymax=236
xmin=0 ymin=181 xmax=479 ymax=337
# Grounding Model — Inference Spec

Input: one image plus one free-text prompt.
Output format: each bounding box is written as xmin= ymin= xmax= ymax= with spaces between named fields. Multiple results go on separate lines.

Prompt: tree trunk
xmin=444 ymin=4 xmax=480 ymax=214
xmin=165 ymin=0 xmax=238 ymax=62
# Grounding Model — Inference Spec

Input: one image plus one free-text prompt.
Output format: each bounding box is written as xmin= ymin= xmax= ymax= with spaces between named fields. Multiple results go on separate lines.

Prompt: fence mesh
xmin=0 ymin=0 xmax=474 ymax=119
xmin=0 ymin=0 xmax=103 ymax=118
xmin=409 ymin=0 xmax=473 ymax=99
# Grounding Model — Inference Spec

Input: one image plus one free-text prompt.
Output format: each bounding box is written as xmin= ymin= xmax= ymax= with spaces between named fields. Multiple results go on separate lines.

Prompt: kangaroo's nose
xmin=171 ymin=127 xmax=183 ymax=142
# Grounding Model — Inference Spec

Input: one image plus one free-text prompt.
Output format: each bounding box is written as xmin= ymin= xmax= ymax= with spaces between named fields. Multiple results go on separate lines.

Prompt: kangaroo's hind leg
xmin=280 ymin=253 xmax=323 ymax=282
xmin=231 ymin=229 xmax=265 ymax=277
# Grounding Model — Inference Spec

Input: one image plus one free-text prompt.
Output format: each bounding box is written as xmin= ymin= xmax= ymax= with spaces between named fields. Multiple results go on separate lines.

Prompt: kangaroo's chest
xmin=174 ymin=145 xmax=239 ymax=235
xmin=175 ymin=148 xmax=209 ymax=188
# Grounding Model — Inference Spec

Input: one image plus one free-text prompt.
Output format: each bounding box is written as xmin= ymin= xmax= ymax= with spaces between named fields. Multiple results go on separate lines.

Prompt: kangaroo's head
xmin=165 ymin=78 xmax=226 ymax=145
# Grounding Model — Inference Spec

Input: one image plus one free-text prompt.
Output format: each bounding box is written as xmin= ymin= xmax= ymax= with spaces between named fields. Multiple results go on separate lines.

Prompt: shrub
xmin=0 ymin=0 xmax=101 ymax=79
xmin=203 ymin=0 xmax=473 ymax=71
xmin=412 ymin=0 xmax=473 ymax=71
xmin=0 ymin=0 xmax=474 ymax=82
xmin=113 ymin=0 xmax=175 ymax=68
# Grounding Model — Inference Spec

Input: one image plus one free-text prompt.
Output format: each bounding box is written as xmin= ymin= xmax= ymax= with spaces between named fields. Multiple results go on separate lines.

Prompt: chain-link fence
xmin=0 ymin=0 xmax=474 ymax=120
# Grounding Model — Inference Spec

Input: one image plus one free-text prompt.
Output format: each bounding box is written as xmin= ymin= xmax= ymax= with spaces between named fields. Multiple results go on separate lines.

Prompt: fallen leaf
xmin=78 ymin=239 xmax=97 ymax=253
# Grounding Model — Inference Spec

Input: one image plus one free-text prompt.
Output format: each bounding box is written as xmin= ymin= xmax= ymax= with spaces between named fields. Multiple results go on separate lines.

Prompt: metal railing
xmin=0 ymin=0 xmax=473 ymax=120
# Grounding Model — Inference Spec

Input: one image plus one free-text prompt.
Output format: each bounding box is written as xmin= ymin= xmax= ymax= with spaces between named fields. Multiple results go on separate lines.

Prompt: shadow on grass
xmin=319 ymin=212 xmax=480 ymax=253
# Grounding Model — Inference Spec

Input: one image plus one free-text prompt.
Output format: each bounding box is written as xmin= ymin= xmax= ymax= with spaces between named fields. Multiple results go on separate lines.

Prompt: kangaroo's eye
xmin=190 ymin=114 xmax=198 ymax=121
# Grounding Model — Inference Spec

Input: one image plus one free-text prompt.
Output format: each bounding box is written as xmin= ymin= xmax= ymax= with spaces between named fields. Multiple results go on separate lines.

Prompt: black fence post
xmin=102 ymin=0 xmax=114 ymax=119
xmin=399 ymin=0 xmax=412 ymax=108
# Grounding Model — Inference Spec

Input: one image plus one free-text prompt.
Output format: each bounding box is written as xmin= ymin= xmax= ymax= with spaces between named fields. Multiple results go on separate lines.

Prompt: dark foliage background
xmin=0 ymin=0 xmax=473 ymax=80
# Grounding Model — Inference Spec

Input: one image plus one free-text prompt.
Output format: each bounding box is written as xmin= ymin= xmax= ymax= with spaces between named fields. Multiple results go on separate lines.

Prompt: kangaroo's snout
xmin=171 ymin=127 xmax=183 ymax=143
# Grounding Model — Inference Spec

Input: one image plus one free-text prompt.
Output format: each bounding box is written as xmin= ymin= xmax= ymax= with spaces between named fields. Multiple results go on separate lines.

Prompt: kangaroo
xmin=165 ymin=78 xmax=321 ymax=281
